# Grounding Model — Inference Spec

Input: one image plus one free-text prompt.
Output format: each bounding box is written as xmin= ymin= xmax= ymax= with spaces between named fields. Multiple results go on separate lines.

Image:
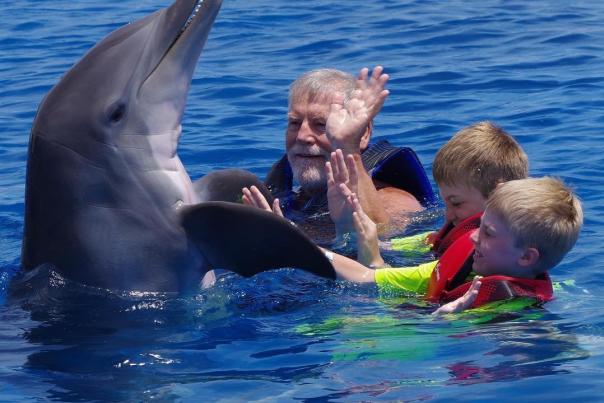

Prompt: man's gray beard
xmin=290 ymin=158 xmax=327 ymax=195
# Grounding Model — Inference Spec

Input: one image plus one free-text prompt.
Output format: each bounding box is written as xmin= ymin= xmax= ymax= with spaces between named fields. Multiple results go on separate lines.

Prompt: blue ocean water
xmin=2 ymin=0 xmax=604 ymax=401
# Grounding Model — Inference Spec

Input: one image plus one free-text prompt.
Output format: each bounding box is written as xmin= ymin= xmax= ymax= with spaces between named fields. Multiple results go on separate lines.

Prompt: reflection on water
xmin=445 ymin=321 xmax=589 ymax=385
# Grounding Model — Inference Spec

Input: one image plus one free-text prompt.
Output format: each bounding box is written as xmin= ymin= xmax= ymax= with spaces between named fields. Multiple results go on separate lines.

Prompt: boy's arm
xmin=324 ymin=250 xmax=438 ymax=293
xmin=322 ymin=248 xmax=377 ymax=283
xmin=326 ymin=149 xmax=358 ymax=237
xmin=432 ymin=276 xmax=482 ymax=315
xmin=375 ymin=260 xmax=437 ymax=294
xmin=432 ymin=277 xmax=544 ymax=318
xmin=349 ymin=192 xmax=385 ymax=268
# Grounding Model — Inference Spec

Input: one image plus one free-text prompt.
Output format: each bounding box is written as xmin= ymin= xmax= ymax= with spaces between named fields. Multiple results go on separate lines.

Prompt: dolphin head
xmin=35 ymin=0 xmax=222 ymax=149
xmin=29 ymin=0 xmax=224 ymax=211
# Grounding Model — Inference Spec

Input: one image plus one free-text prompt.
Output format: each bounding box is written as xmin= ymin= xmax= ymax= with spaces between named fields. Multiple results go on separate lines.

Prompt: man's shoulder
xmin=376 ymin=184 xmax=423 ymax=215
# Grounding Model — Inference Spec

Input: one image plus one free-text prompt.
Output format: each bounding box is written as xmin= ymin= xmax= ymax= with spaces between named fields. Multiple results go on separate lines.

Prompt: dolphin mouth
xmin=140 ymin=0 xmax=220 ymax=94
xmin=181 ymin=0 xmax=204 ymax=33
xmin=163 ymin=0 xmax=221 ymax=62
xmin=166 ymin=0 xmax=206 ymax=51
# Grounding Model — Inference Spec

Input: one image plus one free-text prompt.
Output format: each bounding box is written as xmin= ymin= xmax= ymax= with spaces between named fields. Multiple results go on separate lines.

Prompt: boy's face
xmin=439 ymin=183 xmax=487 ymax=226
xmin=470 ymin=209 xmax=532 ymax=278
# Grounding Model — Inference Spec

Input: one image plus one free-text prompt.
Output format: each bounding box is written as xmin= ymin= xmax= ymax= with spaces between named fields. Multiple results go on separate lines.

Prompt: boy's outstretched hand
xmin=326 ymin=149 xmax=359 ymax=235
xmin=432 ymin=276 xmax=483 ymax=316
xmin=350 ymin=193 xmax=385 ymax=268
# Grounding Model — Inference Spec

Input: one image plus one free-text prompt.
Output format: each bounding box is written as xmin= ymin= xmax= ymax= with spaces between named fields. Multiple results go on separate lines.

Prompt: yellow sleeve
xmin=389 ymin=231 xmax=433 ymax=257
xmin=375 ymin=260 xmax=438 ymax=295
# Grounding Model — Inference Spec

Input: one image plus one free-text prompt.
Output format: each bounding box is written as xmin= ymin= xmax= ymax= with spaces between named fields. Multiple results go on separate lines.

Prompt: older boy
xmin=329 ymin=177 xmax=583 ymax=312
xmin=381 ymin=121 xmax=529 ymax=257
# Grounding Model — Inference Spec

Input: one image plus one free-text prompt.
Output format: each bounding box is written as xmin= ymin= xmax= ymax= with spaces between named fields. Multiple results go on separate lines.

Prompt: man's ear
xmin=518 ymin=247 xmax=540 ymax=268
xmin=359 ymin=121 xmax=373 ymax=151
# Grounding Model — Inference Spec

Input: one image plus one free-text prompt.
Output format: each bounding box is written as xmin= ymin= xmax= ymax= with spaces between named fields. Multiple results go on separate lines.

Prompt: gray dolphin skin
xmin=21 ymin=0 xmax=335 ymax=292
xmin=193 ymin=169 xmax=275 ymax=204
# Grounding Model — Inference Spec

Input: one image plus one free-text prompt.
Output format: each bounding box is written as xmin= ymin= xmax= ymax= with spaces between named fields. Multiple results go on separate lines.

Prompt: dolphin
xmin=193 ymin=169 xmax=274 ymax=204
xmin=21 ymin=0 xmax=334 ymax=292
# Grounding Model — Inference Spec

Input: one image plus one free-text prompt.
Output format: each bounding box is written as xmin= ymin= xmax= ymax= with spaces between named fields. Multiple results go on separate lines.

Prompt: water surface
xmin=1 ymin=0 xmax=604 ymax=401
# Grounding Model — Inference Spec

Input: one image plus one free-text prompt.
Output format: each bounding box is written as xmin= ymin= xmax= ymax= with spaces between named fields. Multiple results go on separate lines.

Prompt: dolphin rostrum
xmin=21 ymin=0 xmax=334 ymax=292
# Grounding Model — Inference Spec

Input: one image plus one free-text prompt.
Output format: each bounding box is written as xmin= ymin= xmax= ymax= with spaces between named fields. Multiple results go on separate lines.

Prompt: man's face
xmin=439 ymin=183 xmax=487 ymax=227
xmin=285 ymin=96 xmax=333 ymax=193
xmin=470 ymin=209 xmax=527 ymax=277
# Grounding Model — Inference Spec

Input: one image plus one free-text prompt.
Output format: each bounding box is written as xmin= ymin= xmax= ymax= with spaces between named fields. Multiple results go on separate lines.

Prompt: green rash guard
xmin=374 ymin=260 xmax=438 ymax=294
xmin=389 ymin=231 xmax=433 ymax=257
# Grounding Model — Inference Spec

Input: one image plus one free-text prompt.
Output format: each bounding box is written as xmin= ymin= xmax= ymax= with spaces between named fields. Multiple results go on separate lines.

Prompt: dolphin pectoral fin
xmin=180 ymin=202 xmax=336 ymax=280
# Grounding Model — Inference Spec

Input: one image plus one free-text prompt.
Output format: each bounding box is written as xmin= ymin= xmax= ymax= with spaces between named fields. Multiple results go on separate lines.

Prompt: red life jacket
xmin=429 ymin=212 xmax=482 ymax=257
xmin=426 ymin=229 xmax=553 ymax=308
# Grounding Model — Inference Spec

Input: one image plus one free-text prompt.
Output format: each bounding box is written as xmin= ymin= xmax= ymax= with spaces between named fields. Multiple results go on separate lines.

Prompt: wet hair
xmin=288 ymin=68 xmax=356 ymax=108
xmin=432 ymin=121 xmax=529 ymax=197
xmin=486 ymin=177 xmax=583 ymax=273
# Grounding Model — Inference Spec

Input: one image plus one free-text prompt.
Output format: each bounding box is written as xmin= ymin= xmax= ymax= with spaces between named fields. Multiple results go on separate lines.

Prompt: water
xmin=2 ymin=0 xmax=604 ymax=401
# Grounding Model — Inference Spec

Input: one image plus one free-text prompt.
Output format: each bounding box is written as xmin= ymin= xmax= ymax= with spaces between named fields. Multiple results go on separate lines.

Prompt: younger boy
xmin=329 ymin=177 xmax=583 ymax=312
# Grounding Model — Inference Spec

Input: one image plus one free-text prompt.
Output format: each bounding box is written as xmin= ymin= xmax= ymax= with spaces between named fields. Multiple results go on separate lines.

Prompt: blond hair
xmin=432 ymin=122 xmax=528 ymax=197
xmin=486 ymin=177 xmax=583 ymax=273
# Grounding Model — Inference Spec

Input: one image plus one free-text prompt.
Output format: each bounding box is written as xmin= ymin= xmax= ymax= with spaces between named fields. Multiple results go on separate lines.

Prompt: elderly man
xmin=263 ymin=66 xmax=433 ymax=242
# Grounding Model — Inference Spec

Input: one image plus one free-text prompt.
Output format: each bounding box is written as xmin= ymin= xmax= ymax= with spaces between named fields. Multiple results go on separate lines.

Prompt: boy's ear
xmin=518 ymin=247 xmax=540 ymax=268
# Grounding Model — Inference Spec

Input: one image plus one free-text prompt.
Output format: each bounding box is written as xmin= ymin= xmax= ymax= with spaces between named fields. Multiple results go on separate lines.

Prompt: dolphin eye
xmin=108 ymin=103 xmax=126 ymax=123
